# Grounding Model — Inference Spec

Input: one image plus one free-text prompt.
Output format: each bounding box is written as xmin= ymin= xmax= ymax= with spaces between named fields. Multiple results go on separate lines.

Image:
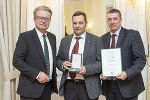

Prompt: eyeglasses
xmin=35 ymin=16 xmax=51 ymax=22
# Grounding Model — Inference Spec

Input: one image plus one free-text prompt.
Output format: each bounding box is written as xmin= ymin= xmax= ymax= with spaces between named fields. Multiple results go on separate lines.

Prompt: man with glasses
xmin=13 ymin=6 xmax=58 ymax=100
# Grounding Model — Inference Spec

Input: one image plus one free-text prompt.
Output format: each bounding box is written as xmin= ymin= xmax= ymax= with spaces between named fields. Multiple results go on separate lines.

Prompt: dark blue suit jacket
xmin=13 ymin=29 xmax=58 ymax=98
xmin=101 ymin=27 xmax=146 ymax=98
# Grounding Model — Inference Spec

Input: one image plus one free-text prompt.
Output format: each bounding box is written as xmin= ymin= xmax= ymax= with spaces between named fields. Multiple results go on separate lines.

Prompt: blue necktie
xmin=43 ymin=35 xmax=50 ymax=76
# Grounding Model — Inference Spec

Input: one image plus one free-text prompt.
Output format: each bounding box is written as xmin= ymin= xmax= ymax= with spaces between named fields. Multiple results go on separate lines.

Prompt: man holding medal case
xmin=100 ymin=9 xmax=146 ymax=100
xmin=57 ymin=11 xmax=102 ymax=100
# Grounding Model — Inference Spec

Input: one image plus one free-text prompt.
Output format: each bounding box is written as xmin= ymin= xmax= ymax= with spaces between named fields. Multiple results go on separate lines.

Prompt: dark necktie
xmin=109 ymin=34 xmax=117 ymax=80
xmin=111 ymin=34 xmax=116 ymax=48
xmin=69 ymin=37 xmax=81 ymax=79
xmin=43 ymin=35 xmax=50 ymax=76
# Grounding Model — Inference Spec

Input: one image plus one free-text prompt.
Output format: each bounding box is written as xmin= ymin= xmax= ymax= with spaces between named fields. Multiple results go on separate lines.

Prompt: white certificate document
xmin=69 ymin=54 xmax=82 ymax=72
xmin=101 ymin=48 xmax=122 ymax=77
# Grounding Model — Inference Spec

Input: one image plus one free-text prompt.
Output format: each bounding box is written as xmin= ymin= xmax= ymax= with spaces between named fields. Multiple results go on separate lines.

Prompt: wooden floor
xmin=52 ymin=94 xmax=106 ymax=100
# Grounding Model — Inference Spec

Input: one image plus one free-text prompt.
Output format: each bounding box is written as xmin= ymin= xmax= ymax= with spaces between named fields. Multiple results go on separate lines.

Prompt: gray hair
xmin=107 ymin=8 xmax=122 ymax=18
xmin=33 ymin=6 xmax=52 ymax=18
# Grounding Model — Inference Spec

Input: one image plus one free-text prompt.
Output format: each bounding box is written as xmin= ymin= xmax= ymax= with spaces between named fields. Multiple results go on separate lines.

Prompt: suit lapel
xmin=116 ymin=27 xmax=126 ymax=48
xmin=31 ymin=29 xmax=46 ymax=65
xmin=47 ymin=33 xmax=55 ymax=60
xmin=83 ymin=32 xmax=93 ymax=65
xmin=104 ymin=27 xmax=126 ymax=49
xmin=66 ymin=35 xmax=73 ymax=60
xmin=105 ymin=33 xmax=111 ymax=49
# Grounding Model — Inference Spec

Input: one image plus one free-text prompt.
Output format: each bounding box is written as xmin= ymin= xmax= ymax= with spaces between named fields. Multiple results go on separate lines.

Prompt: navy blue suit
xmin=101 ymin=27 xmax=146 ymax=98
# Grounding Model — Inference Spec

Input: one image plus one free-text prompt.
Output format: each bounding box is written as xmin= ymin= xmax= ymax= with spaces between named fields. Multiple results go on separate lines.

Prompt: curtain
xmin=0 ymin=16 xmax=5 ymax=100
xmin=113 ymin=0 xmax=148 ymax=100
xmin=0 ymin=0 xmax=27 ymax=100
xmin=146 ymin=0 xmax=150 ymax=99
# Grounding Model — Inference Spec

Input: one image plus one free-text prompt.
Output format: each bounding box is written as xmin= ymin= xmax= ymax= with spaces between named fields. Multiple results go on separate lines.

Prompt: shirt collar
xmin=73 ymin=31 xmax=86 ymax=40
xmin=35 ymin=28 xmax=47 ymax=38
xmin=110 ymin=27 xmax=121 ymax=36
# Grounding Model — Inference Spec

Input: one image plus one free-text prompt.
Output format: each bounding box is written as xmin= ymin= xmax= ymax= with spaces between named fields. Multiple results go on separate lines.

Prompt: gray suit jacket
xmin=56 ymin=32 xmax=102 ymax=99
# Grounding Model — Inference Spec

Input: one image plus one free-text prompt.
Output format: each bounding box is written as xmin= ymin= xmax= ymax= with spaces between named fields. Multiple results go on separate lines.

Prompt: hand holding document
xmin=101 ymin=48 xmax=122 ymax=77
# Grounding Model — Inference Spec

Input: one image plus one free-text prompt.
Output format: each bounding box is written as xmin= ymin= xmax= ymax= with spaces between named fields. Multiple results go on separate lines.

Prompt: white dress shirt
xmin=36 ymin=28 xmax=53 ymax=79
xmin=68 ymin=31 xmax=86 ymax=80
xmin=110 ymin=27 xmax=121 ymax=48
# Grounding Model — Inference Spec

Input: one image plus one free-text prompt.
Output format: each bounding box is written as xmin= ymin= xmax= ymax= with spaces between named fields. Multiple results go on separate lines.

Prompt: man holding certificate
xmin=100 ymin=9 xmax=146 ymax=100
xmin=57 ymin=11 xmax=102 ymax=100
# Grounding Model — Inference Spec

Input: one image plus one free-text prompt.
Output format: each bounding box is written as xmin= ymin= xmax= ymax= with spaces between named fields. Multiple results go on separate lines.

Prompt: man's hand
xmin=79 ymin=66 xmax=86 ymax=74
xmin=37 ymin=72 xmax=50 ymax=83
xmin=51 ymin=92 xmax=54 ymax=95
xmin=63 ymin=61 xmax=72 ymax=70
xmin=116 ymin=71 xmax=128 ymax=80
xmin=100 ymin=74 xmax=108 ymax=80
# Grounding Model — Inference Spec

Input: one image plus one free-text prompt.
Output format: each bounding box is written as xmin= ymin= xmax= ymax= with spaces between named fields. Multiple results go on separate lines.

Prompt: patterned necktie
xmin=69 ymin=37 xmax=81 ymax=79
xmin=43 ymin=35 xmax=50 ymax=76
xmin=111 ymin=34 xmax=116 ymax=48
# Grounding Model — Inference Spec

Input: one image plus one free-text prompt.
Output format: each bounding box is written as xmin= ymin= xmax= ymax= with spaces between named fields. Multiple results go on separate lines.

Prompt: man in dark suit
xmin=13 ymin=6 xmax=57 ymax=100
xmin=56 ymin=11 xmax=102 ymax=100
xmin=100 ymin=8 xmax=146 ymax=100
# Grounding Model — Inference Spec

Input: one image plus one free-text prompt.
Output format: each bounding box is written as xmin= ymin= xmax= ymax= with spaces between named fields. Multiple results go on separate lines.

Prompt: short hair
xmin=107 ymin=8 xmax=122 ymax=18
xmin=33 ymin=6 xmax=52 ymax=18
xmin=72 ymin=11 xmax=87 ymax=22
